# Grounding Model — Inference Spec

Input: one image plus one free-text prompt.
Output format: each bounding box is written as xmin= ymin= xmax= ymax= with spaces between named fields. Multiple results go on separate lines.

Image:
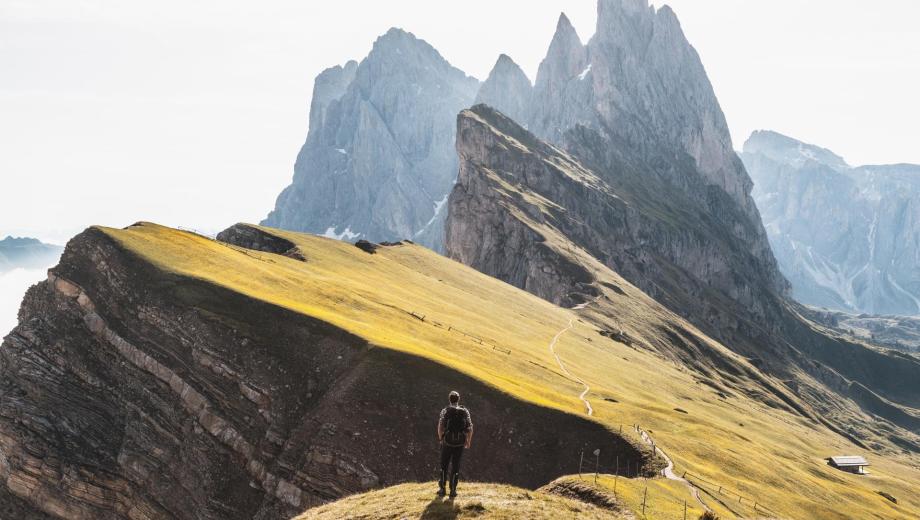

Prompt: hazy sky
xmin=2 ymin=0 xmax=919 ymax=244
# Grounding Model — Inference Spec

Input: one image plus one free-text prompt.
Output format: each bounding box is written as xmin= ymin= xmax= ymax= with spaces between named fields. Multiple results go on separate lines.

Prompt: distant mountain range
xmin=0 ymin=236 xmax=62 ymax=272
xmin=742 ymin=130 xmax=920 ymax=315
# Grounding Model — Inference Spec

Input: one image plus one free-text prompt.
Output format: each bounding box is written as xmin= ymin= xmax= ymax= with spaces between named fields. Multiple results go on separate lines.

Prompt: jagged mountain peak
xmin=373 ymin=27 xmax=420 ymax=49
xmin=547 ymin=11 xmax=584 ymax=55
xmin=555 ymin=12 xmax=576 ymax=33
xmin=365 ymin=27 xmax=472 ymax=79
xmin=529 ymin=10 xmax=590 ymax=142
xmin=475 ymin=56 xmax=533 ymax=126
xmin=264 ymin=26 xmax=479 ymax=250
xmin=492 ymin=53 xmax=529 ymax=81
xmin=598 ymin=0 xmax=652 ymax=16
xmin=595 ymin=0 xmax=656 ymax=36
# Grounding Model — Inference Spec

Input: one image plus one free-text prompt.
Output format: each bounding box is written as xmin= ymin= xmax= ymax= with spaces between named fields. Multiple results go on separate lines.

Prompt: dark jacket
xmin=438 ymin=405 xmax=472 ymax=446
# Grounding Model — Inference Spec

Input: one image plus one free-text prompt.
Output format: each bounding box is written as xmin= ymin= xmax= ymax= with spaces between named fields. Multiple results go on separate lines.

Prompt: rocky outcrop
xmin=216 ymin=224 xmax=306 ymax=261
xmin=0 ymin=224 xmax=650 ymax=519
xmin=0 ymin=236 xmax=62 ymax=272
xmin=742 ymin=130 xmax=920 ymax=315
xmin=263 ymin=28 xmax=479 ymax=251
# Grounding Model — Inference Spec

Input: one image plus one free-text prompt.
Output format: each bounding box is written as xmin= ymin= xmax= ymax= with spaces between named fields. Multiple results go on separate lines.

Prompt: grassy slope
xmin=293 ymin=481 xmax=630 ymax=520
xmin=101 ymin=223 xmax=919 ymax=519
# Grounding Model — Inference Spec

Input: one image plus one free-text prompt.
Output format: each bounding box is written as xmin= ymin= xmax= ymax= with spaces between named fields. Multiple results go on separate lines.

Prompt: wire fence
xmin=567 ymin=423 xmax=780 ymax=519
xmin=574 ymin=453 xmax=702 ymax=520
xmin=408 ymin=311 xmax=513 ymax=355
xmin=682 ymin=470 xmax=778 ymax=517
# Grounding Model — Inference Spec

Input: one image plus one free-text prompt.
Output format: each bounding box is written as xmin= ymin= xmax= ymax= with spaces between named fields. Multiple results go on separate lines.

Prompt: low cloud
xmin=0 ymin=268 xmax=48 ymax=336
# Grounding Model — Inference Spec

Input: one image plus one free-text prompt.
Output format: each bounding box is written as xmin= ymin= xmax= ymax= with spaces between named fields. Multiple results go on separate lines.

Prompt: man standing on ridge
xmin=436 ymin=390 xmax=473 ymax=498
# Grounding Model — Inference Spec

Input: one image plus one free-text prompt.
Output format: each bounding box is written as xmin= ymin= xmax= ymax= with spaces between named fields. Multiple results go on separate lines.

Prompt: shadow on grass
xmin=420 ymin=496 xmax=460 ymax=520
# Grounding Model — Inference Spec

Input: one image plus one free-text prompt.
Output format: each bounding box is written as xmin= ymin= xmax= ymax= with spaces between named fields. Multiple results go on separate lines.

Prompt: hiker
xmin=436 ymin=390 xmax=473 ymax=497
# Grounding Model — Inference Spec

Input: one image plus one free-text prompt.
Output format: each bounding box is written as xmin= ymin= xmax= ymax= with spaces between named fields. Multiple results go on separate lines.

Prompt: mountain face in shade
xmin=264 ymin=28 xmax=479 ymax=251
xmin=465 ymin=0 xmax=786 ymax=338
xmin=0 ymin=236 xmax=62 ymax=272
xmin=742 ymin=130 xmax=920 ymax=315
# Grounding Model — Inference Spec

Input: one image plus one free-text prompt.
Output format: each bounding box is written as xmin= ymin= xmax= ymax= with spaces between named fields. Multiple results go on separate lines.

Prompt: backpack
xmin=442 ymin=406 xmax=469 ymax=447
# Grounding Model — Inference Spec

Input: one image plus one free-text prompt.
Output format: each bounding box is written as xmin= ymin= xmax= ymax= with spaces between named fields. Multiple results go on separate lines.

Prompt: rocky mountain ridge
xmin=462 ymin=0 xmax=788 ymax=360
xmin=264 ymin=28 xmax=479 ymax=251
xmin=742 ymin=129 xmax=920 ymax=315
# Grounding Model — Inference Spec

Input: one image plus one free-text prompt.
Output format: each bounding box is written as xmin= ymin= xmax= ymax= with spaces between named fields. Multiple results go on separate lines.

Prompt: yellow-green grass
xmin=100 ymin=223 xmax=920 ymax=519
xmin=294 ymin=481 xmax=629 ymax=520
xmin=591 ymin=475 xmax=731 ymax=520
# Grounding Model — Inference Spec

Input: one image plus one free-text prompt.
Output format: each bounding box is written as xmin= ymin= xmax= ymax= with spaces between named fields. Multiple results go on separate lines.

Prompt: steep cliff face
xmin=471 ymin=0 xmax=785 ymax=328
xmin=481 ymin=2 xmax=766 ymax=229
xmin=264 ymin=28 xmax=479 ymax=251
xmin=742 ymin=130 xmax=920 ymax=315
xmin=0 ymin=223 xmax=652 ymax=519
xmin=528 ymin=13 xmax=591 ymax=145
xmin=447 ymin=105 xmax=920 ymax=453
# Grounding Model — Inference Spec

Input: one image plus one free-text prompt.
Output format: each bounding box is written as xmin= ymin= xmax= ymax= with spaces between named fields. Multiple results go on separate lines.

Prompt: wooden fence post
xmin=594 ymin=449 xmax=600 ymax=485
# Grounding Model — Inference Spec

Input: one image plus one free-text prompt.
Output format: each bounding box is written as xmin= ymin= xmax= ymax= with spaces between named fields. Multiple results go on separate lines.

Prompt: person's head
xmin=448 ymin=391 xmax=460 ymax=405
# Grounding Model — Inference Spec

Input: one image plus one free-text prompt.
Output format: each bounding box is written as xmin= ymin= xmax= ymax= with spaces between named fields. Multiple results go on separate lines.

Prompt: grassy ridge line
xmin=99 ymin=222 xmax=632 ymax=429
xmin=294 ymin=481 xmax=632 ymax=520
xmin=100 ymin=223 xmax=920 ymax=519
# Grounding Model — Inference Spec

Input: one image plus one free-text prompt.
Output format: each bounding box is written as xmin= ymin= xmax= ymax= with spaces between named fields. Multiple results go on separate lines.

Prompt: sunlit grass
xmin=101 ymin=223 xmax=920 ymax=519
xmin=294 ymin=481 xmax=630 ymax=520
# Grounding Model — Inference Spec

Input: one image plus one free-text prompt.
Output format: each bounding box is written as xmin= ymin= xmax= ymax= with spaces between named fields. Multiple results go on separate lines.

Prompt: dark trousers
xmin=440 ymin=444 xmax=464 ymax=476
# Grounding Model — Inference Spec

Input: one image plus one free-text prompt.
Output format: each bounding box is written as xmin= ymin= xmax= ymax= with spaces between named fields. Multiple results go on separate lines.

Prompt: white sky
xmin=2 ymin=0 xmax=919 ymax=244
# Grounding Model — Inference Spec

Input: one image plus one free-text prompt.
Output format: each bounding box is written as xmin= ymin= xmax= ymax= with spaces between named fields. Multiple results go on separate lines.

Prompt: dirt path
xmin=637 ymin=426 xmax=710 ymax=512
xmin=567 ymin=298 xmax=709 ymax=512
xmin=548 ymin=318 xmax=593 ymax=416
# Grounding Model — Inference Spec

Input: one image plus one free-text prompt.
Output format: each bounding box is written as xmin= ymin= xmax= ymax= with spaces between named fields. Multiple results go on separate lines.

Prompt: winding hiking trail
xmin=548 ymin=318 xmax=593 ymax=416
xmin=637 ymin=426 xmax=711 ymax=512
xmin=562 ymin=298 xmax=710 ymax=512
